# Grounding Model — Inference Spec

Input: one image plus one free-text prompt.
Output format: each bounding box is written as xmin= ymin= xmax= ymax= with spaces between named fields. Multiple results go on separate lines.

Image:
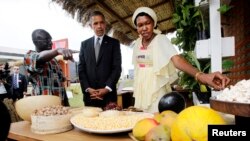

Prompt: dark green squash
xmin=158 ymin=91 xmax=186 ymax=113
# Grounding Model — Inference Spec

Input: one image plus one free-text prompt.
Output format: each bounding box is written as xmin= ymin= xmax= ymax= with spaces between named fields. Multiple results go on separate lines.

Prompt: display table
xmin=117 ymin=79 xmax=134 ymax=109
xmin=117 ymin=90 xmax=134 ymax=109
xmin=8 ymin=121 xmax=133 ymax=141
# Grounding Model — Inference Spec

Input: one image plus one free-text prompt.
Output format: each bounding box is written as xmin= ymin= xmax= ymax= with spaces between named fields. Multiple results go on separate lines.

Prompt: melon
xmin=171 ymin=106 xmax=226 ymax=141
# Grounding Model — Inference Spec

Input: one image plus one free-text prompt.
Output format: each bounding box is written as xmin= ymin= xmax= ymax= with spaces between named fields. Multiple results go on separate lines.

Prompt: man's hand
xmin=96 ymin=88 xmax=109 ymax=98
xmin=88 ymin=88 xmax=103 ymax=100
xmin=56 ymin=48 xmax=79 ymax=62
xmin=197 ymin=71 xmax=230 ymax=90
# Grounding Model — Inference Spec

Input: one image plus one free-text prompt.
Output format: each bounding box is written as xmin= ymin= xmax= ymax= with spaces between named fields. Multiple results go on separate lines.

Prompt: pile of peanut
xmin=33 ymin=105 xmax=70 ymax=116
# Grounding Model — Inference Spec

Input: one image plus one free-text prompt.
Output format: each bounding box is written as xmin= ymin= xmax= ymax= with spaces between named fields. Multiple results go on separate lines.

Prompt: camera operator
xmin=0 ymin=63 xmax=12 ymax=101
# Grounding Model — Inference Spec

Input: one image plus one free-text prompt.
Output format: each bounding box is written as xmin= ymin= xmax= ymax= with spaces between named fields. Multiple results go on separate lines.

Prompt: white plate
xmin=73 ymin=124 xmax=132 ymax=134
xmin=70 ymin=112 xmax=153 ymax=134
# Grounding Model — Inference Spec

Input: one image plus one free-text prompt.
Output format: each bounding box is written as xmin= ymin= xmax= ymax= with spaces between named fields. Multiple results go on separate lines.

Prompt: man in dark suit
xmin=11 ymin=66 xmax=27 ymax=101
xmin=78 ymin=11 xmax=122 ymax=108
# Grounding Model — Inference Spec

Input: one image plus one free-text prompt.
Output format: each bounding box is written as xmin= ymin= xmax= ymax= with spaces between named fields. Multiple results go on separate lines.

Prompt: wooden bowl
xmin=210 ymin=97 xmax=250 ymax=117
xmin=15 ymin=95 xmax=61 ymax=121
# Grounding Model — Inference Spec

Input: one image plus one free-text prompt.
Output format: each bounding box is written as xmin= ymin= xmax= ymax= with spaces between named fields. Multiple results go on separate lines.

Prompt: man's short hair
xmin=89 ymin=11 xmax=105 ymax=22
xmin=32 ymin=29 xmax=50 ymax=41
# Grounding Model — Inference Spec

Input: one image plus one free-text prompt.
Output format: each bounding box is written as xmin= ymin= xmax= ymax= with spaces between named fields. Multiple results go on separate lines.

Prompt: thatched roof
xmin=51 ymin=0 xmax=176 ymax=46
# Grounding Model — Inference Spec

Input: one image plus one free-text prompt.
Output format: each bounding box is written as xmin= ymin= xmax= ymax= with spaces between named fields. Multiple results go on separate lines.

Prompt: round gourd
xmin=158 ymin=92 xmax=186 ymax=113
xmin=15 ymin=95 xmax=61 ymax=121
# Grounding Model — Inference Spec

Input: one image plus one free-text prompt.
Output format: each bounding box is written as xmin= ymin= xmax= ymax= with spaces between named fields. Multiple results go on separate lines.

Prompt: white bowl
xmin=82 ymin=107 xmax=103 ymax=117
xmin=99 ymin=110 xmax=124 ymax=117
xmin=31 ymin=114 xmax=73 ymax=134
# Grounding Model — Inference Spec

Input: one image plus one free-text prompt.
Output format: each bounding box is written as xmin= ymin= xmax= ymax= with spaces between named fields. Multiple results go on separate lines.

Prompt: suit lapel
xmin=88 ymin=37 xmax=96 ymax=64
xmin=18 ymin=75 xmax=21 ymax=85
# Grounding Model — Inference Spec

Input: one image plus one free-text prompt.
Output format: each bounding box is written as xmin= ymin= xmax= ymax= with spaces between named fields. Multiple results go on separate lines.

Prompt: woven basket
xmin=31 ymin=114 xmax=73 ymax=134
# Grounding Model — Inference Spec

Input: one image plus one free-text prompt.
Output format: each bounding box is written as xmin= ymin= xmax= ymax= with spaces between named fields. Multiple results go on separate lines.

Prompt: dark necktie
xmin=95 ymin=37 xmax=101 ymax=61
xmin=13 ymin=74 xmax=18 ymax=89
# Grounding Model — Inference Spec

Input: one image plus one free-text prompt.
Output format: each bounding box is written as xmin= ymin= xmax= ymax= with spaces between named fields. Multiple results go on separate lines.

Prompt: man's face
xmin=33 ymin=31 xmax=53 ymax=51
xmin=90 ymin=15 xmax=106 ymax=36
xmin=13 ymin=66 xmax=19 ymax=74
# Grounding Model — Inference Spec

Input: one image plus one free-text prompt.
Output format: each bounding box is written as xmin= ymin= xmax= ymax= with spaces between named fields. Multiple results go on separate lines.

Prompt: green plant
xmin=178 ymin=51 xmax=234 ymax=92
xmin=217 ymin=4 xmax=233 ymax=14
xmin=171 ymin=0 xmax=207 ymax=51
xmin=171 ymin=0 xmax=234 ymax=94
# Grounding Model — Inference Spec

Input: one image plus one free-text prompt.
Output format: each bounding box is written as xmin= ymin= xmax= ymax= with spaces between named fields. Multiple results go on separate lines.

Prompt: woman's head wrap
xmin=132 ymin=7 xmax=157 ymax=28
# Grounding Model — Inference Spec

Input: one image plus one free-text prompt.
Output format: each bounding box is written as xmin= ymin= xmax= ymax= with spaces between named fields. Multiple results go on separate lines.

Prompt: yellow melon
xmin=171 ymin=106 xmax=226 ymax=141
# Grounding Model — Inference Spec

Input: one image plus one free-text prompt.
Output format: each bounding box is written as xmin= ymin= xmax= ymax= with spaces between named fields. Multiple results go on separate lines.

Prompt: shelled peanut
xmin=33 ymin=105 xmax=70 ymax=116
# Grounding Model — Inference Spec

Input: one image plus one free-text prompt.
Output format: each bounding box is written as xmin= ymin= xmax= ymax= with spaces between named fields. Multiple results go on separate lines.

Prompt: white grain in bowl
xmin=71 ymin=112 xmax=153 ymax=131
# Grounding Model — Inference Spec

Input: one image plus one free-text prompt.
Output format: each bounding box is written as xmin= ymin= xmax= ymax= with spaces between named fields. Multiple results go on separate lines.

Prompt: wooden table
xmin=8 ymin=121 xmax=133 ymax=141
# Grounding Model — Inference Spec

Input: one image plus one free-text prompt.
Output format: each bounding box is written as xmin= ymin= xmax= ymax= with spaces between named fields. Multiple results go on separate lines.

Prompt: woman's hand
xmin=197 ymin=71 xmax=230 ymax=90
